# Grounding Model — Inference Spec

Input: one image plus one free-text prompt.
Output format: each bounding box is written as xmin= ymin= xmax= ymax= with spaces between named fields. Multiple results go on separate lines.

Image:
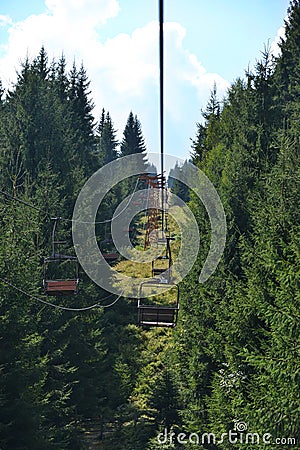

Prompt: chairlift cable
xmin=0 ymin=189 xmax=48 ymax=213
xmin=137 ymin=2 xmax=180 ymax=328
xmin=71 ymin=177 xmax=140 ymax=225
xmin=0 ymin=177 xmax=140 ymax=225
xmin=159 ymin=0 xmax=165 ymax=233
xmin=0 ymin=277 xmax=124 ymax=311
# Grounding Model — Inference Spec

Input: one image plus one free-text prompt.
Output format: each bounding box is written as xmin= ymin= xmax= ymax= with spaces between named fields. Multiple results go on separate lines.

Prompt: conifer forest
xmin=0 ymin=1 xmax=299 ymax=449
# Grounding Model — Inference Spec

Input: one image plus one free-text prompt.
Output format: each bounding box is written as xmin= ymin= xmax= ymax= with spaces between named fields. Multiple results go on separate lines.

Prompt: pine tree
xmin=168 ymin=161 xmax=190 ymax=202
xmin=68 ymin=61 xmax=97 ymax=175
xmin=0 ymin=188 xmax=50 ymax=449
xmin=273 ymin=0 xmax=300 ymax=127
xmin=248 ymin=137 xmax=299 ymax=438
xmin=119 ymin=111 xmax=148 ymax=199
xmin=0 ymin=49 xmax=114 ymax=448
xmin=120 ymin=111 xmax=147 ymax=171
xmin=52 ymin=54 xmax=69 ymax=102
xmin=98 ymin=107 xmax=106 ymax=136
xmin=191 ymin=82 xmax=221 ymax=165
xmin=96 ymin=110 xmax=119 ymax=165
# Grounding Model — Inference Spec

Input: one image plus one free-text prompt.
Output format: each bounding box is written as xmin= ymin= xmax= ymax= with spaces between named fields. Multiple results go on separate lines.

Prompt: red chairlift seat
xmin=43 ymin=218 xmax=80 ymax=296
xmin=103 ymin=252 xmax=119 ymax=262
xmin=43 ymin=254 xmax=79 ymax=296
xmin=44 ymin=279 xmax=79 ymax=296
xmin=100 ymin=237 xmax=119 ymax=262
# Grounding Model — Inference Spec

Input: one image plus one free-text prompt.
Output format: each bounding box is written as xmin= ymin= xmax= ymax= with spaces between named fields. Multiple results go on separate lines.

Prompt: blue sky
xmin=0 ymin=0 xmax=290 ymax=161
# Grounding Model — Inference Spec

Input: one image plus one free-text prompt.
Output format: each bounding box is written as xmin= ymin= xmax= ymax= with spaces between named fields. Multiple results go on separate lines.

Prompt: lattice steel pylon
xmin=140 ymin=173 xmax=167 ymax=250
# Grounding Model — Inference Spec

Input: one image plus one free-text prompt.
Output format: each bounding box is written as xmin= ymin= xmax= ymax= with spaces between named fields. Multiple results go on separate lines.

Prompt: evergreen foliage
xmin=96 ymin=108 xmax=119 ymax=165
xmin=171 ymin=3 xmax=300 ymax=448
xmin=120 ymin=111 xmax=147 ymax=158
xmin=0 ymin=2 xmax=299 ymax=447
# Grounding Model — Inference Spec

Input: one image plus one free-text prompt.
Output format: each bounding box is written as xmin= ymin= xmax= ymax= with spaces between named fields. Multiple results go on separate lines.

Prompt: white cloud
xmin=185 ymin=53 xmax=229 ymax=100
xmin=270 ymin=19 xmax=286 ymax=57
xmin=0 ymin=0 xmax=229 ymax=159
xmin=95 ymin=22 xmax=158 ymax=97
xmin=0 ymin=14 xmax=13 ymax=27
xmin=45 ymin=0 xmax=119 ymax=26
xmin=0 ymin=0 xmax=120 ymax=86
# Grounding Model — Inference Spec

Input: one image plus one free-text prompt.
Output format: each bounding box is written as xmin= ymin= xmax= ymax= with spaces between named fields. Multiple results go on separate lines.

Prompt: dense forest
xmin=0 ymin=1 xmax=299 ymax=449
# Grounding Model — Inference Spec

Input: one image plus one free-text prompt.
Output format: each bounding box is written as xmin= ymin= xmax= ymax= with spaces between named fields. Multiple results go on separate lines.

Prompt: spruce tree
xmin=120 ymin=111 xmax=145 ymax=156
xmin=96 ymin=110 xmax=119 ymax=165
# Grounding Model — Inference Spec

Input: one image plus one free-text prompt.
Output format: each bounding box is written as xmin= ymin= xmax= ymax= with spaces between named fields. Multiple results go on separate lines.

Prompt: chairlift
xmin=137 ymin=281 xmax=179 ymax=328
xmin=103 ymin=252 xmax=119 ymax=262
xmin=43 ymin=218 xmax=79 ymax=296
xmin=100 ymin=238 xmax=119 ymax=263
xmin=152 ymin=236 xmax=174 ymax=280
